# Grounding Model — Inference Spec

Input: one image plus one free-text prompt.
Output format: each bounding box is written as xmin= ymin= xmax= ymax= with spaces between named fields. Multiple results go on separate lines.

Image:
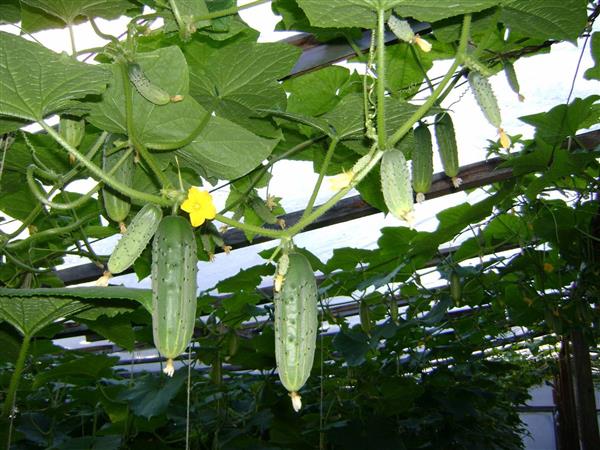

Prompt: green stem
xmin=284 ymin=149 xmax=384 ymax=238
xmin=302 ymin=138 xmax=339 ymax=220
xmin=376 ymin=9 xmax=387 ymax=149
xmin=215 ymin=214 xmax=283 ymax=239
xmin=193 ymin=0 xmax=270 ymax=22
xmin=410 ymin=45 xmax=434 ymax=94
xmin=7 ymin=213 xmax=99 ymax=251
xmin=3 ymin=131 xmax=109 ymax=246
xmin=3 ymin=249 xmax=51 ymax=273
xmin=2 ymin=334 xmax=31 ymax=418
xmin=218 ymin=137 xmax=322 ymax=215
xmin=388 ymin=14 xmax=472 ymax=148
xmin=39 ymin=121 xmax=171 ymax=206
xmin=88 ymin=17 xmax=120 ymax=44
xmin=68 ymin=23 xmax=77 ymax=56
xmin=168 ymin=0 xmax=186 ymax=30
xmin=119 ymin=63 xmax=173 ymax=189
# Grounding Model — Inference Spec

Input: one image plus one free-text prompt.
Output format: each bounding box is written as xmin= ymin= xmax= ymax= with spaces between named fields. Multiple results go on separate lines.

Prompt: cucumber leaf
xmin=0 ymin=31 xmax=110 ymax=122
xmin=0 ymin=287 xmax=153 ymax=337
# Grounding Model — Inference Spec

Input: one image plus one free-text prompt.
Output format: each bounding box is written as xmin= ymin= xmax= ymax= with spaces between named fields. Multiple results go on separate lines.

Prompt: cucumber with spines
xmin=434 ymin=113 xmax=461 ymax=188
xmin=152 ymin=215 xmax=198 ymax=377
xmin=102 ymin=135 xmax=134 ymax=228
xmin=127 ymin=62 xmax=179 ymax=106
xmin=274 ymin=252 xmax=318 ymax=412
xmin=380 ymin=148 xmax=414 ymax=224
xmin=107 ymin=204 xmax=163 ymax=275
xmin=411 ymin=123 xmax=433 ymax=203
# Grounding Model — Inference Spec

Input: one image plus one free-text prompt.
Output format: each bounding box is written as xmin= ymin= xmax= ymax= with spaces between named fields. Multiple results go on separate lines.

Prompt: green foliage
xmin=0 ymin=0 xmax=598 ymax=448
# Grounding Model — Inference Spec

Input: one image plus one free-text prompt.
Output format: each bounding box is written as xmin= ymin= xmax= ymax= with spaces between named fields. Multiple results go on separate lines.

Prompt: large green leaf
xmin=0 ymin=32 xmax=110 ymax=122
xmin=176 ymin=116 xmax=278 ymax=180
xmin=33 ymin=354 xmax=119 ymax=388
xmin=21 ymin=0 xmax=139 ymax=25
xmin=87 ymin=46 xmax=210 ymax=150
xmin=500 ymin=0 xmax=588 ymax=43
xmin=394 ymin=0 xmax=500 ymax=22
xmin=296 ymin=0 xmax=376 ymax=28
xmin=0 ymin=295 xmax=92 ymax=337
xmin=118 ymin=370 xmax=187 ymax=419
xmin=585 ymin=32 xmax=600 ymax=81
xmin=186 ymin=40 xmax=301 ymax=125
xmin=0 ymin=0 xmax=20 ymax=24
xmin=0 ymin=287 xmax=153 ymax=337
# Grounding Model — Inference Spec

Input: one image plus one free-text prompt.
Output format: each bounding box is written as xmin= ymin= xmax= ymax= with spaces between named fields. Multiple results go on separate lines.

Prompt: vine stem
xmin=284 ymin=149 xmax=384 ymax=238
xmin=376 ymin=8 xmax=387 ymax=149
xmin=215 ymin=213 xmax=283 ymax=239
xmin=193 ymin=0 xmax=270 ymax=22
xmin=2 ymin=334 xmax=31 ymax=418
xmin=119 ymin=63 xmax=173 ymax=190
xmin=302 ymin=138 xmax=339 ymax=220
xmin=388 ymin=14 xmax=472 ymax=147
xmin=68 ymin=23 xmax=77 ymax=56
xmin=38 ymin=121 xmax=172 ymax=206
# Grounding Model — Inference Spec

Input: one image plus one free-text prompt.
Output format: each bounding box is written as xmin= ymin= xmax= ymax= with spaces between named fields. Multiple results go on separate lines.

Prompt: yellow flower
xmin=499 ymin=128 xmax=511 ymax=149
xmin=328 ymin=171 xmax=354 ymax=191
xmin=543 ymin=262 xmax=554 ymax=273
xmin=181 ymin=187 xmax=217 ymax=227
xmin=413 ymin=35 xmax=432 ymax=52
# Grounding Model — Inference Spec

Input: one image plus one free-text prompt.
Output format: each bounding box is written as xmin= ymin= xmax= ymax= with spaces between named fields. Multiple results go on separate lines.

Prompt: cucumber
xmin=411 ymin=123 xmax=433 ymax=203
xmin=380 ymin=148 xmax=414 ymax=224
xmin=102 ymin=135 xmax=134 ymax=228
xmin=388 ymin=15 xmax=414 ymax=43
xmin=107 ymin=204 xmax=163 ymax=275
xmin=450 ymin=271 xmax=462 ymax=306
xmin=59 ymin=116 xmax=85 ymax=149
xmin=152 ymin=215 xmax=198 ymax=376
xmin=468 ymin=71 xmax=511 ymax=148
xmin=468 ymin=71 xmax=501 ymax=128
xmin=503 ymin=61 xmax=524 ymax=102
xmin=274 ymin=252 xmax=318 ymax=412
xmin=434 ymin=113 xmax=461 ymax=188
xmin=359 ymin=299 xmax=371 ymax=334
xmin=127 ymin=62 xmax=174 ymax=106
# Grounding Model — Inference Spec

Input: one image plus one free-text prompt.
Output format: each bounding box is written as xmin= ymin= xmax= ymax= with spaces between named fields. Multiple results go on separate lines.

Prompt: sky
xmin=1 ymin=1 xmax=598 ymax=293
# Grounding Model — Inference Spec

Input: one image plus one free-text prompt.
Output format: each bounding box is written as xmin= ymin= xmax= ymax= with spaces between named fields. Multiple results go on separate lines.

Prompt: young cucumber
xmin=127 ymin=62 xmax=179 ymax=106
xmin=380 ymin=148 xmax=414 ymax=225
xmin=152 ymin=215 xmax=198 ymax=377
xmin=468 ymin=71 xmax=511 ymax=148
xmin=274 ymin=252 xmax=318 ymax=412
xmin=107 ymin=204 xmax=163 ymax=275
xmin=102 ymin=136 xmax=134 ymax=229
xmin=434 ymin=113 xmax=461 ymax=188
xmin=411 ymin=123 xmax=433 ymax=203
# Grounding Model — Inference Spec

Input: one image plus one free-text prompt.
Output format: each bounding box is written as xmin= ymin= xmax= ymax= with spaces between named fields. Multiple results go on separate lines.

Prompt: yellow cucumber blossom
xmin=413 ymin=35 xmax=432 ymax=52
xmin=181 ymin=187 xmax=217 ymax=227
xmin=498 ymin=128 xmax=511 ymax=149
xmin=328 ymin=171 xmax=354 ymax=191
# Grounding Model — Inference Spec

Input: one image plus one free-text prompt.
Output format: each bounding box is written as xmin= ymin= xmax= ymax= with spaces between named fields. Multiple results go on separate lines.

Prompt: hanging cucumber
xmin=359 ymin=299 xmax=372 ymax=334
xmin=411 ymin=123 xmax=433 ymax=203
xmin=503 ymin=60 xmax=524 ymax=102
xmin=107 ymin=204 xmax=163 ymax=275
xmin=59 ymin=116 xmax=85 ymax=165
xmin=102 ymin=135 xmax=134 ymax=232
xmin=434 ymin=113 xmax=461 ymax=188
xmin=127 ymin=62 xmax=183 ymax=106
xmin=468 ymin=71 xmax=511 ymax=148
xmin=450 ymin=271 xmax=462 ymax=306
xmin=152 ymin=215 xmax=198 ymax=377
xmin=274 ymin=252 xmax=318 ymax=412
xmin=380 ymin=148 xmax=414 ymax=225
